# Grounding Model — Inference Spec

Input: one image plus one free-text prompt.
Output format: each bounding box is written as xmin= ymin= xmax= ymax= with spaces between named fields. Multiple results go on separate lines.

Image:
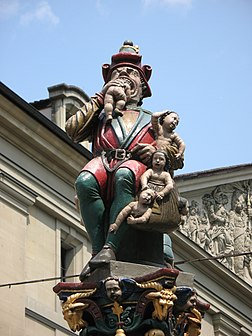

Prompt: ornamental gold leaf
xmin=112 ymin=301 xmax=123 ymax=317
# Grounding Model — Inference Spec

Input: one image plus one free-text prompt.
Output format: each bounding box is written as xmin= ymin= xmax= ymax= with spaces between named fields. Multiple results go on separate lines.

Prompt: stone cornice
xmin=1 ymin=156 xmax=88 ymax=237
xmin=0 ymin=90 xmax=90 ymax=185
xmin=0 ymin=170 xmax=37 ymax=215
xmin=175 ymin=165 xmax=252 ymax=193
xmin=0 ymin=81 xmax=91 ymax=158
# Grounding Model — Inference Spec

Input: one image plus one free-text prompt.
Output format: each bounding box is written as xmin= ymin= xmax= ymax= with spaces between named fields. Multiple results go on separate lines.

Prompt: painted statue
xmin=151 ymin=110 xmax=185 ymax=171
xmin=65 ymin=41 xmax=186 ymax=280
xmin=103 ymin=79 xmax=131 ymax=124
xmin=108 ymin=188 xmax=155 ymax=233
xmin=140 ymin=150 xmax=174 ymax=201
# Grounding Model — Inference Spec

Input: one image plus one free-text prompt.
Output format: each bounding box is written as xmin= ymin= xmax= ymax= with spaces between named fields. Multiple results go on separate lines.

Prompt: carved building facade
xmin=172 ymin=165 xmax=252 ymax=336
xmin=175 ymin=170 xmax=252 ymax=285
xmin=0 ymin=82 xmax=251 ymax=335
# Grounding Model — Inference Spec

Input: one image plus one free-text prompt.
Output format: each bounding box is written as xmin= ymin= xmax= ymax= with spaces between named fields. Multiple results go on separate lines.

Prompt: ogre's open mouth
xmin=119 ymin=76 xmax=137 ymax=94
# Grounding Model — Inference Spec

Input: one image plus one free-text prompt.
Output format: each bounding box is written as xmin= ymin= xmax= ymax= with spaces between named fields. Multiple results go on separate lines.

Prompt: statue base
xmin=80 ymin=260 xmax=194 ymax=286
xmin=53 ymin=262 xmax=209 ymax=336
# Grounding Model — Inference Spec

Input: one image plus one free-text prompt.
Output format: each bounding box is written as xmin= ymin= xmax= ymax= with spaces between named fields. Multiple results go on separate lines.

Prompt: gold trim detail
xmin=62 ymin=289 xmax=96 ymax=332
xmin=176 ymin=308 xmax=202 ymax=336
xmin=145 ymin=286 xmax=177 ymax=321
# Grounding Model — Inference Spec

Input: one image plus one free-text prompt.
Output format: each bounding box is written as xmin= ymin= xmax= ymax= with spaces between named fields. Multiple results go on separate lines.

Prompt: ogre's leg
xmin=90 ymin=167 xmax=135 ymax=267
xmin=75 ymin=171 xmax=105 ymax=254
xmin=108 ymin=167 xmax=165 ymax=266
xmin=106 ymin=167 xmax=135 ymax=251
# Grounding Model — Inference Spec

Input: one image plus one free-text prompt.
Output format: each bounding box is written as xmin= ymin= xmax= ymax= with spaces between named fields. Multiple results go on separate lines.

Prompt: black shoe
xmin=89 ymin=245 xmax=116 ymax=268
xmin=79 ymin=262 xmax=92 ymax=281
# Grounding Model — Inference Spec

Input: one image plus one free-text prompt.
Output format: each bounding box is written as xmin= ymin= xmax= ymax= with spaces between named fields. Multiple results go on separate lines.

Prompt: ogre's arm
xmin=65 ymin=93 xmax=104 ymax=143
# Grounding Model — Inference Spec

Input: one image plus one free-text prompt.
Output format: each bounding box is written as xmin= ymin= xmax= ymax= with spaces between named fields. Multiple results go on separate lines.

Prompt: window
xmin=60 ymin=241 xmax=74 ymax=282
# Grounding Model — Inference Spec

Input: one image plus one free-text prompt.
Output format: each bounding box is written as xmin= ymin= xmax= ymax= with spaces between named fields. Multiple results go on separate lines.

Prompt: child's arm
xmin=151 ymin=112 xmax=164 ymax=137
xmin=156 ymin=173 xmax=174 ymax=200
xmin=109 ymin=203 xmax=134 ymax=233
xmin=173 ymin=133 xmax=186 ymax=158
xmin=127 ymin=208 xmax=152 ymax=225
xmin=140 ymin=169 xmax=153 ymax=190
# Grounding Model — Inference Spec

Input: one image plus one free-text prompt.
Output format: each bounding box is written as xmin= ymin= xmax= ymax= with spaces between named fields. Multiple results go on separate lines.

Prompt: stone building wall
xmin=1 ymin=82 xmax=91 ymax=336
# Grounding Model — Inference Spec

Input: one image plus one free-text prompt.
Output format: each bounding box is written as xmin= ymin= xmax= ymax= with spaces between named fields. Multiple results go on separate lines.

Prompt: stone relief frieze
xmin=179 ymin=180 xmax=252 ymax=283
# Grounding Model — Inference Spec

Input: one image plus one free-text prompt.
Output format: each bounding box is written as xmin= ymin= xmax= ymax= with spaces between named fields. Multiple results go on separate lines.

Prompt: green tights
xmin=75 ymin=168 xmax=135 ymax=254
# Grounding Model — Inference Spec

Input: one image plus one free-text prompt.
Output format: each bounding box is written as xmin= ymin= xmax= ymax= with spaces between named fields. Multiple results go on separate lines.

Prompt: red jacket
xmin=82 ymin=108 xmax=155 ymax=202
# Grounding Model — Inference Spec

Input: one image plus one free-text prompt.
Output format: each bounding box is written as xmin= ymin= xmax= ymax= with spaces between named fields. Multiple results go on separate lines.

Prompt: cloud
xmin=0 ymin=0 xmax=20 ymax=20
xmin=20 ymin=1 xmax=59 ymax=26
xmin=142 ymin=0 xmax=192 ymax=8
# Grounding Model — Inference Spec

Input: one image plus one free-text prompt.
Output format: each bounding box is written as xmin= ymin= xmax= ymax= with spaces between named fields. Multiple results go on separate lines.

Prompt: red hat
xmin=102 ymin=41 xmax=152 ymax=98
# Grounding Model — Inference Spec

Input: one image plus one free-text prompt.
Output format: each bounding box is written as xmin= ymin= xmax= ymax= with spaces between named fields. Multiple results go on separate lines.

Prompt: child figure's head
xmin=139 ymin=189 xmax=156 ymax=205
xmin=159 ymin=111 xmax=179 ymax=131
xmin=189 ymin=206 xmax=196 ymax=216
xmin=151 ymin=150 xmax=170 ymax=172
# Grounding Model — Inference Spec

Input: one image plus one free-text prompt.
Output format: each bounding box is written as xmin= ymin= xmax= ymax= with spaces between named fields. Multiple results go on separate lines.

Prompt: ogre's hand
xmin=102 ymin=79 xmax=130 ymax=97
xmin=131 ymin=143 xmax=156 ymax=164
xmin=102 ymin=78 xmax=123 ymax=92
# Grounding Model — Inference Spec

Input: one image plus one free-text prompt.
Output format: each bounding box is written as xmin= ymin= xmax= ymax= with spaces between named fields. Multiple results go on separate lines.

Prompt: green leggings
xmin=75 ymin=168 xmax=135 ymax=254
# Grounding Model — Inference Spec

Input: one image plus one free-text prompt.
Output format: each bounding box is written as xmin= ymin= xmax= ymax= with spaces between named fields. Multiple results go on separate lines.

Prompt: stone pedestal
xmin=53 ymin=262 xmax=209 ymax=336
xmin=81 ymin=261 xmax=194 ymax=287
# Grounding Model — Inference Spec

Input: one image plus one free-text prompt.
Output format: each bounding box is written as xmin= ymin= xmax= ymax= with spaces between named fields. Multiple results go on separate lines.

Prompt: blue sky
xmin=1 ymin=0 xmax=251 ymax=175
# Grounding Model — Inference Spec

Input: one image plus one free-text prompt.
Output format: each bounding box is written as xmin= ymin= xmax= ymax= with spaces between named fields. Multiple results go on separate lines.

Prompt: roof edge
xmin=175 ymin=163 xmax=252 ymax=181
xmin=0 ymin=81 xmax=92 ymax=160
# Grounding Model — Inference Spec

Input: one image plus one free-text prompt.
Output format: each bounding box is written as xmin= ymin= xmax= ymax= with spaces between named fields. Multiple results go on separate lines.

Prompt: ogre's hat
xmin=102 ymin=40 xmax=152 ymax=98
